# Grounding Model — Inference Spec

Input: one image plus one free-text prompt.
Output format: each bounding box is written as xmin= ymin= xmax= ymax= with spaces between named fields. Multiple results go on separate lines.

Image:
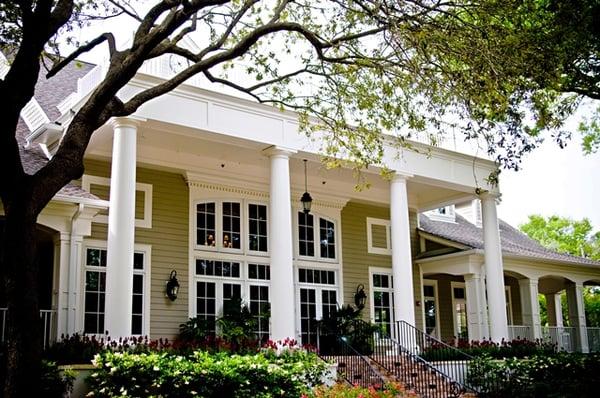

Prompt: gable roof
xmin=418 ymin=213 xmax=600 ymax=267
xmin=16 ymin=60 xmax=98 ymax=201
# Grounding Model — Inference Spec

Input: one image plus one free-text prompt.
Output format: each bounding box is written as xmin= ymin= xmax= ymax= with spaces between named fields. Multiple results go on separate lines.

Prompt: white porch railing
xmin=587 ymin=327 xmax=600 ymax=352
xmin=507 ymin=325 xmax=533 ymax=341
xmin=0 ymin=307 xmax=57 ymax=349
xmin=542 ymin=326 xmax=578 ymax=352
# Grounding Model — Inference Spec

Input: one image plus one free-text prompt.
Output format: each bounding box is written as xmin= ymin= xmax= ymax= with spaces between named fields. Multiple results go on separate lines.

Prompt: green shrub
xmin=41 ymin=360 xmax=75 ymax=397
xmin=421 ymin=338 xmax=556 ymax=361
xmin=87 ymin=349 xmax=327 ymax=398
xmin=467 ymin=352 xmax=600 ymax=397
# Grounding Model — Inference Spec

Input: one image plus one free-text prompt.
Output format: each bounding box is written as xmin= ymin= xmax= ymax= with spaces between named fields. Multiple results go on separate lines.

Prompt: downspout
xmin=67 ymin=203 xmax=84 ymax=335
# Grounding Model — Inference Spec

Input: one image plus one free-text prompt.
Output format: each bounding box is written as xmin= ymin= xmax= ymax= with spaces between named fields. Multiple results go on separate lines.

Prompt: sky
xmin=498 ymin=135 xmax=600 ymax=231
xmin=67 ymin=7 xmax=600 ymax=233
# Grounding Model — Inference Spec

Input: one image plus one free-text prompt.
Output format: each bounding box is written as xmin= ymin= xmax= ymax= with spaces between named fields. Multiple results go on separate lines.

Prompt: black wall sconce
xmin=165 ymin=270 xmax=180 ymax=301
xmin=354 ymin=284 xmax=367 ymax=309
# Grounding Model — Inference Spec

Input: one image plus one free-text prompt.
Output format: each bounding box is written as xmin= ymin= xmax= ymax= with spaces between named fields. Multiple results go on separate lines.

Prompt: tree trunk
xmin=1 ymin=202 xmax=42 ymax=397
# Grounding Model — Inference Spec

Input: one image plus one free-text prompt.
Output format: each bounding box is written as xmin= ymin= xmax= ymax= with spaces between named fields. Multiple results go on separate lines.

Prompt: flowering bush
xmin=87 ymin=349 xmax=327 ymax=397
xmin=467 ymin=352 xmax=600 ymax=397
xmin=421 ymin=338 xmax=557 ymax=361
xmin=304 ymin=382 xmax=418 ymax=398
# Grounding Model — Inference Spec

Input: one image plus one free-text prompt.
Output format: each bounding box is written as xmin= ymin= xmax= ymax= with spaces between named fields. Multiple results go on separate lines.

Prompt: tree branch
xmin=46 ymin=33 xmax=116 ymax=78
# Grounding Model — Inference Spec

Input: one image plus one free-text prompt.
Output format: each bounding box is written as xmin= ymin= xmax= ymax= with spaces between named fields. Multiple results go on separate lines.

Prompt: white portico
xmin=43 ymin=59 xmax=504 ymax=342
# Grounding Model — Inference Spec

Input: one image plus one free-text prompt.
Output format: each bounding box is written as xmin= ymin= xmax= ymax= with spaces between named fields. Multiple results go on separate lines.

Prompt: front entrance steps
xmin=322 ymin=353 xmax=477 ymax=398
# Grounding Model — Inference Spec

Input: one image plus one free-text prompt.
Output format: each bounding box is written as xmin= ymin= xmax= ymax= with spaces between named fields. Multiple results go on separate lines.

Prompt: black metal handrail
xmin=391 ymin=320 xmax=475 ymax=397
xmin=316 ymin=325 xmax=386 ymax=389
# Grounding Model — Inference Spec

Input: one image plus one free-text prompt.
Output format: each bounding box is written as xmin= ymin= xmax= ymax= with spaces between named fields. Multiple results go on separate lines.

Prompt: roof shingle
xmin=418 ymin=213 xmax=600 ymax=267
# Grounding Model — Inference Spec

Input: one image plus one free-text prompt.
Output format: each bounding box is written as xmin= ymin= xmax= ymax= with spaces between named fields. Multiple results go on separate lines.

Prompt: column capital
xmin=518 ymin=277 xmax=539 ymax=287
xmin=464 ymin=273 xmax=482 ymax=282
xmin=262 ymin=145 xmax=297 ymax=158
xmin=109 ymin=116 xmax=145 ymax=130
xmin=477 ymin=190 xmax=501 ymax=202
xmin=391 ymin=171 xmax=413 ymax=182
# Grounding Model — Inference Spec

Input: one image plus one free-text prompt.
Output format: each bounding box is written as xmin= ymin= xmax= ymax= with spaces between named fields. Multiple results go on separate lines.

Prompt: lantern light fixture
xmin=165 ymin=270 xmax=180 ymax=301
xmin=354 ymin=284 xmax=367 ymax=309
xmin=300 ymin=159 xmax=313 ymax=214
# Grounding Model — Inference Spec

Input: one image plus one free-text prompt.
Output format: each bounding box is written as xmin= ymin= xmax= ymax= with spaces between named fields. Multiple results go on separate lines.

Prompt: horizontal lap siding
xmin=341 ymin=201 xmax=421 ymax=330
xmin=84 ymin=159 xmax=189 ymax=339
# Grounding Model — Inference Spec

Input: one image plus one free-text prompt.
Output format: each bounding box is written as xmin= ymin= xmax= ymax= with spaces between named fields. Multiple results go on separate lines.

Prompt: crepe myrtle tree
xmin=0 ymin=0 xmax=598 ymax=396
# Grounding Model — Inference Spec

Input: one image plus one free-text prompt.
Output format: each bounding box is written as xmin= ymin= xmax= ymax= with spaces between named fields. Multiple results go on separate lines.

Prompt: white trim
xmin=425 ymin=206 xmax=456 ymax=223
xmin=423 ymin=279 xmax=441 ymax=339
xmin=81 ymin=175 xmax=153 ymax=228
xmin=368 ymin=267 xmax=395 ymax=333
xmin=366 ymin=217 xmax=391 ymax=255
xmin=505 ymin=286 xmax=514 ymax=325
xmin=80 ymin=239 xmax=152 ymax=337
xmin=451 ymin=281 xmax=467 ymax=338
xmin=294 ymin=210 xmax=340 ymax=264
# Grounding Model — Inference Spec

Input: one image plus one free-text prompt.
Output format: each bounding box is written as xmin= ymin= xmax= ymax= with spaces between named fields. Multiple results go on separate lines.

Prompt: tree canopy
xmin=520 ymin=214 xmax=600 ymax=260
xmin=0 ymin=1 xmax=599 ymax=396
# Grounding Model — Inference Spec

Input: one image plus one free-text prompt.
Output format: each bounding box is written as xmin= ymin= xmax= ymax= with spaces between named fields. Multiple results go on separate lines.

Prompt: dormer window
xmin=426 ymin=205 xmax=456 ymax=223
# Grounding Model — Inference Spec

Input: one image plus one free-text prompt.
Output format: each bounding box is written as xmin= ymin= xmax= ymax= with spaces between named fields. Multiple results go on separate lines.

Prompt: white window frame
xmin=295 ymin=211 xmax=339 ymax=263
xmin=295 ymin=265 xmax=340 ymax=341
xmin=82 ymin=175 xmax=153 ymax=228
xmin=505 ymin=286 xmax=514 ymax=325
xmin=422 ymin=279 xmax=440 ymax=338
xmin=191 ymin=257 xmax=272 ymax=334
xmin=81 ymin=240 xmax=151 ymax=336
xmin=246 ymin=201 xmax=270 ymax=257
xmin=451 ymin=281 xmax=467 ymax=339
xmin=366 ymin=217 xmax=391 ymax=255
xmin=426 ymin=205 xmax=456 ymax=223
xmin=368 ymin=267 xmax=395 ymax=335
xmin=194 ymin=199 xmax=272 ymax=256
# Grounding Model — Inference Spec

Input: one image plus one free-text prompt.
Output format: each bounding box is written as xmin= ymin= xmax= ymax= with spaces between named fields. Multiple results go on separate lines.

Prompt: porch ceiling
xmin=87 ymin=119 xmax=477 ymax=210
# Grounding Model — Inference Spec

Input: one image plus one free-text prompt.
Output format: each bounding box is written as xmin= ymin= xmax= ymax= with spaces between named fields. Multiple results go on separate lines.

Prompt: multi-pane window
xmin=371 ymin=272 xmax=394 ymax=337
xmin=222 ymin=202 xmax=241 ymax=249
xmin=132 ymin=252 xmax=145 ymax=335
xmin=196 ymin=259 xmax=240 ymax=278
xmin=298 ymin=212 xmax=315 ymax=257
xmin=298 ymin=268 xmax=335 ymax=285
xmin=248 ymin=204 xmax=267 ymax=252
xmin=84 ymin=247 xmax=147 ymax=335
xmin=298 ymin=268 xmax=338 ymax=345
xmin=319 ymin=218 xmax=336 ymax=259
xmin=84 ymin=248 xmax=106 ymax=334
xmin=196 ymin=281 xmax=217 ymax=335
xmin=423 ymin=283 xmax=437 ymax=337
xmin=250 ymin=285 xmax=270 ymax=343
xmin=197 ymin=202 xmax=216 ymax=247
xmin=248 ymin=263 xmax=270 ymax=280
xmin=223 ymin=283 xmax=242 ymax=315
xmin=300 ymin=288 xmax=317 ymax=345
xmin=297 ymin=212 xmax=337 ymax=260
xmin=196 ymin=200 xmax=269 ymax=253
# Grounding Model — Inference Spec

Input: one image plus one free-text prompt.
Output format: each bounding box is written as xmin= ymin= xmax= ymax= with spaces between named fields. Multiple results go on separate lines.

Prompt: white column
xmin=105 ymin=117 xmax=139 ymax=339
xmin=264 ymin=146 xmax=296 ymax=340
xmin=566 ymin=282 xmax=589 ymax=352
xmin=519 ymin=278 xmax=542 ymax=339
xmin=464 ymin=274 xmax=484 ymax=341
xmin=390 ymin=174 xmax=415 ymax=325
xmin=55 ymin=233 xmax=71 ymax=337
xmin=478 ymin=272 xmax=490 ymax=339
xmin=480 ymin=193 xmax=508 ymax=341
xmin=546 ymin=293 xmax=564 ymax=327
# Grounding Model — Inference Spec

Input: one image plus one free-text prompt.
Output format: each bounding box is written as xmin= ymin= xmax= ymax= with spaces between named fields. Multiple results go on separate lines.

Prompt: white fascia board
xmin=53 ymin=194 xmax=110 ymax=209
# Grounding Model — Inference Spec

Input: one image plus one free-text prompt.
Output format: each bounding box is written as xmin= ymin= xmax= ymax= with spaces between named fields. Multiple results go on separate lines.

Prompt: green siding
xmin=84 ymin=159 xmax=189 ymax=339
xmin=341 ymin=201 xmax=422 ymax=330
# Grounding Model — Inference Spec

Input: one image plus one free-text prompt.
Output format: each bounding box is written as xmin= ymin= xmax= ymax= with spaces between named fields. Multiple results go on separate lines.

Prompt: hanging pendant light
xmin=300 ymin=159 xmax=313 ymax=214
